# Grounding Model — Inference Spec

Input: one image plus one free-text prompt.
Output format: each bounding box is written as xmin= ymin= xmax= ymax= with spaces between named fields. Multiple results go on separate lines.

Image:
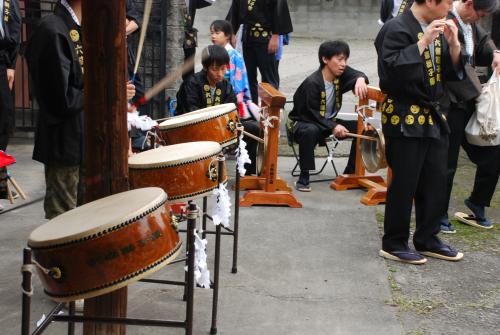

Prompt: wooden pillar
xmin=81 ymin=1 xmax=129 ymax=334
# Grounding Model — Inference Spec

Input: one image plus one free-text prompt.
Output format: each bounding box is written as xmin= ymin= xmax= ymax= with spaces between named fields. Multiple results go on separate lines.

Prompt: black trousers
xmin=243 ymin=42 xmax=279 ymax=104
xmin=383 ymin=134 xmax=448 ymax=252
xmin=0 ymin=64 xmax=13 ymax=151
xmin=293 ymin=119 xmax=357 ymax=174
xmin=445 ymin=101 xmax=500 ymax=208
xmin=242 ymin=119 xmax=260 ymax=175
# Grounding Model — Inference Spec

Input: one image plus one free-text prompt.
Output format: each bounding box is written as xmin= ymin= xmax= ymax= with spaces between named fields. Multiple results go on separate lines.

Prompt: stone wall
xmin=194 ymin=0 xmax=382 ymax=40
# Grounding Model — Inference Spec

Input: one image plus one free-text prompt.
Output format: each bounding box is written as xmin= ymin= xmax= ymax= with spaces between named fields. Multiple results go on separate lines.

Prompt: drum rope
xmin=260 ymin=107 xmax=279 ymax=135
xmin=327 ymin=135 xmax=339 ymax=162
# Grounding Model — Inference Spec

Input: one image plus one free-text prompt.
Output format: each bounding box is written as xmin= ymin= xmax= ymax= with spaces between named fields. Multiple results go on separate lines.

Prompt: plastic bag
xmin=465 ymin=73 xmax=500 ymax=146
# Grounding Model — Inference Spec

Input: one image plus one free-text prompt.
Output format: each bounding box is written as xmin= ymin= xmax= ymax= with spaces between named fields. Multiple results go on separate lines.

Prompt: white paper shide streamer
xmin=211 ymin=183 xmax=231 ymax=228
xmin=193 ymin=231 xmax=211 ymax=289
xmin=236 ymin=133 xmax=251 ymax=177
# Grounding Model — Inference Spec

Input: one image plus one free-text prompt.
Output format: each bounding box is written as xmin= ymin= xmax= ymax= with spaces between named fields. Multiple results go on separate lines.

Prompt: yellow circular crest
xmin=215 ymin=88 xmax=222 ymax=95
xmin=405 ymin=115 xmax=414 ymax=125
xmin=262 ymin=31 xmax=268 ymax=37
xmin=386 ymin=104 xmax=394 ymax=114
xmin=381 ymin=114 xmax=388 ymax=124
xmin=321 ymin=91 xmax=326 ymax=98
xmin=203 ymin=84 xmax=210 ymax=91
xmin=70 ymin=29 xmax=80 ymax=42
xmin=428 ymin=115 xmax=434 ymax=125
xmin=410 ymin=105 xmax=420 ymax=114
xmin=418 ymin=32 xmax=424 ymax=40
xmin=391 ymin=115 xmax=400 ymax=125
xmin=418 ymin=115 xmax=426 ymax=125
xmin=254 ymin=31 xmax=260 ymax=37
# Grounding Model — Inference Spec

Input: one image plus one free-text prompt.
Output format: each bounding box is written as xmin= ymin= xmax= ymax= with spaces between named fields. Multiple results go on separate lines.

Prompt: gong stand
xmin=239 ymin=83 xmax=302 ymax=207
xmin=21 ymin=203 xmax=199 ymax=335
xmin=330 ymin=86 xmax=391 ymax=206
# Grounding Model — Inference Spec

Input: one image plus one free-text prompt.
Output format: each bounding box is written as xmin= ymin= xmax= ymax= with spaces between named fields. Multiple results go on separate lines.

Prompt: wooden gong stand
xmin=239 ymin=83 xmax=302 ymax=208
xmin=330 ymin=86 xmax=391 ymax=206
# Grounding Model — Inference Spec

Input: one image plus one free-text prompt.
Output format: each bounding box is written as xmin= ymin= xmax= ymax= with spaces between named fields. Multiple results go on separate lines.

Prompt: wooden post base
xmin=330 ymin=175 xmax=387 ymax=206
xmin=238 ymin=176 xmax=292 ymax=192
xmin=240 ymin=190 xmax=302 ymax=208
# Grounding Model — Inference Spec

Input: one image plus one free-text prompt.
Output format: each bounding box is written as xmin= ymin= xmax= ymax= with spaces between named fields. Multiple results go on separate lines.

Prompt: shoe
xmin=459 ymin=198 xmax=494 ymax=229
xmin=417 ymin=244 xmax=464 ymax=261
xmin=439 ymin=215 xmax=456 ymax=234
xmin=294 ymin=181 xmax=311 ymax=192
xmin=379 ymin=249 xmax=427 ymax=265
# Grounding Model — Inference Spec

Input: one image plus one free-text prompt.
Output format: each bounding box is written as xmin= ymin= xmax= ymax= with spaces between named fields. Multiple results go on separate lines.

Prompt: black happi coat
xmin=375 ymin=9 xmax=462 ymax=138
xmin=289 ymin=67 xmax=368 ymax=137
xmin=26 ymin=2 xmax=84 ymax=165
xmin=0 ymin=0 xmax=21 ymax=69
xmin=227 ymin=0 xmax=293 ymax=44
xmin=176 ymin=70 xmax=236 ymax=114
xmin=380 ymin=0 xmax=414 ymax=24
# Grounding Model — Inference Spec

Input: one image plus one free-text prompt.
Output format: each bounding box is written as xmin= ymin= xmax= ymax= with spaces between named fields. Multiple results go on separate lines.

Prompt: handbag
xmin=465 ymin=73 xmax=500 ymax=146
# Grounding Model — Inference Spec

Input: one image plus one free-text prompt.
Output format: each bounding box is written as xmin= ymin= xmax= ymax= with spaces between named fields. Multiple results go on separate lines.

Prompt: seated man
xmin=176 ymin=44 xmax=259 ymax=174
xmin=288 ymin=40 xmax=368 ymax=191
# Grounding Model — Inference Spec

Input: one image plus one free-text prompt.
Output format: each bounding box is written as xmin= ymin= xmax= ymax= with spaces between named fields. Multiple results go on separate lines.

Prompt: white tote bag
xmin=465 ymin=73 xmax=500 ymax=146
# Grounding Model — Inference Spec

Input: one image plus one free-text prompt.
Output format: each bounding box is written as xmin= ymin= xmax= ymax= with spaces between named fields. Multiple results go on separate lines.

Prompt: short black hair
xmin=468 ymin=0 xmax=498 ymax=13
xmin=210 ymin=20 xmax=233 ymax=38
xmin=201 ymin=45 xmax=230 ymax=69
xmin=318 ymin=40 xmax=350 ymax=68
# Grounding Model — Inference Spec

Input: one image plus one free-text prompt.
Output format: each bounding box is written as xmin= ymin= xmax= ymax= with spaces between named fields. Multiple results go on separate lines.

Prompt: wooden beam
xmin=81 ymin=1 xmax=128 ymax=334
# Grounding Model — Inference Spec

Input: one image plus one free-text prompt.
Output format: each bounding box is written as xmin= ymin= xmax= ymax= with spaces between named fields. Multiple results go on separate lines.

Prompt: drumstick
xmin=345 ymin=133 xmax=378 ymax=141
xmin=132 ymin=0 xmax=153 ymax=81
xmin=242 ymin=130 xmax=265 ymax=144
xmin=129 ymin=56 xmax=195 ymax=112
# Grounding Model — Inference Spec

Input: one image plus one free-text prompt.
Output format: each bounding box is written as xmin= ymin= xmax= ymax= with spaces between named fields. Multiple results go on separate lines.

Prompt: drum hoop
xmin=129 ymin=149 xmax=223 ymax=170
xmin=159 ymin=109 xmax=235 ymax=131
xmin=167 ymin=180 xmax=228 ymax=202
xmin=28 ymin=194 xmax=168 ymax=250
xmin=43 ymin=241 xmax=183 ymax=302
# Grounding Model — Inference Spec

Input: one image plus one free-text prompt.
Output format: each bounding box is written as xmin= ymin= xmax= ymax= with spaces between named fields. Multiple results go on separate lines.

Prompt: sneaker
xmin=439 ymin=215 xmax=456 ymax=234
xmin=379 ymin=249 xmax=427 ymax=265
xmin=417 ymin=244 xmax=464 ymax=261
xmin=294 ymin=181 xmax=311 ymax=192
xmin=462 ymin=198 xmax=494 ymax=228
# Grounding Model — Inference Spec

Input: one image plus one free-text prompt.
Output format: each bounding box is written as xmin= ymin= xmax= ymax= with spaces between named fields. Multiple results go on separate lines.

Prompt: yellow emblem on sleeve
xmin=70 ymin=30 xmax=80 ymax=42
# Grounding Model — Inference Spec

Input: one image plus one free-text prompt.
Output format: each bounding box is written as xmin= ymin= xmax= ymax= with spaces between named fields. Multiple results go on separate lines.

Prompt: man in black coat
xmin=0 ymin=0 xmax=21 ymax=208
xmin=440 ymin=0 xmax=499 ymax=232
xmin=375 ymin=0 xmax=464 ymax=264
xmin=26 ymin=0 xmax=84 ymax=219
xmin=227 ymin=0 xmax=293 ymax=104
xmin=288 ymin=40 xmax=368 ymax=191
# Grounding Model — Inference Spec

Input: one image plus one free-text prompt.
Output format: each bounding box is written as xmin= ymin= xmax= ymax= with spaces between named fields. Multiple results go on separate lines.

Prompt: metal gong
xmin=360 ymin=128 xmax=387 ymax=173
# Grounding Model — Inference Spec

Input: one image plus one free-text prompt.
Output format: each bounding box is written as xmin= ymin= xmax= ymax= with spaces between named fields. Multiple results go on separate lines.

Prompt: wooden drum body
xmin=28 ymin=188 xmax=181 ymax=302
xmin=129 ymin=141 xmax=227 ymax=202
xmin=159 ymin=104 xmax=239 ymax=148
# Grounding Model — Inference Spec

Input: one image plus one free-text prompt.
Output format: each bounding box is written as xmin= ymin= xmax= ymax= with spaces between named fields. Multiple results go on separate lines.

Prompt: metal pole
xmin=210 ymin=156 xmax=224 ymax=334
xmin=68 ymin=301 xmax=75 ymax=335
xmin=186 ymin=202 xmax=197 ymax=335
xmin=21 ymin=248 xmax=32 ymax=335
xmin=232 ymin=131 xmax=241 ymax=274
xmin=202 ymin=197 xmax=208 ymax=239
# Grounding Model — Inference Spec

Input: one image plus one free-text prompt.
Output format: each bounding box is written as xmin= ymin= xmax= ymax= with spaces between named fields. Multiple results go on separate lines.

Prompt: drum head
xmin=28 ymin=187 xmax=167 ymax=248
xmin=129 ymin=141 xmax=222 ymax=169
xmin=160 ymin=103 xmax=236 ymax=130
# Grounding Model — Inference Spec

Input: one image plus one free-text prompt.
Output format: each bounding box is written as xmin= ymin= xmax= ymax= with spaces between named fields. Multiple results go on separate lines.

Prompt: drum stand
xmin=21 ymin=203 xmax=199 ymax=335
